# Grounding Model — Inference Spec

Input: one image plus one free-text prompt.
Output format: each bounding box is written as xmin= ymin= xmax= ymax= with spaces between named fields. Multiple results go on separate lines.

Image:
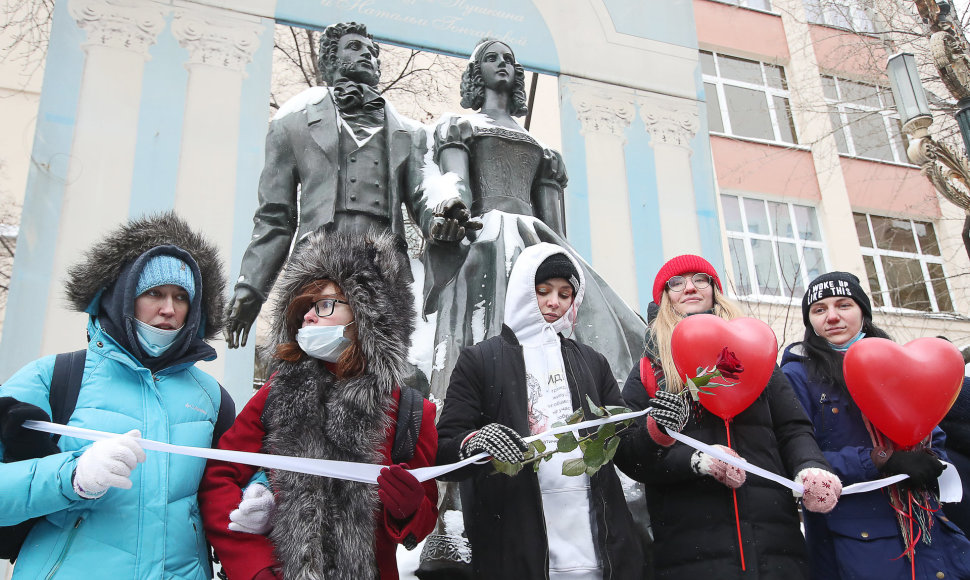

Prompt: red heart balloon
xmin=671 ymin=315 xmax=779 ymax=420
xmin=843 ymin=337 xmax=964 ymax=448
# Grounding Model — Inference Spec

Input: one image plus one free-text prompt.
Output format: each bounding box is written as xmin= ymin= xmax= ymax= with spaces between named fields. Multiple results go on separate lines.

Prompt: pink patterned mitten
xmin=691 ymin=445 xmax=746 ymax=489
xmin=795 ymin=467 xmax=842 ymax=513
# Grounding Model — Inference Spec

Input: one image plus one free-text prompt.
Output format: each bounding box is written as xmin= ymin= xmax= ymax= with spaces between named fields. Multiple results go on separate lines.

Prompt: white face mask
xmin=297 ymin=323 xmax=354 ymax=362
xmin=134 ymin=318 xmax=181 ymax=357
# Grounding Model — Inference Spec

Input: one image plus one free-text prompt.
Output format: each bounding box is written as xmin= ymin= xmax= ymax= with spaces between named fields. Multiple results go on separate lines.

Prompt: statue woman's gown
xmin=424 ymin=114 xmax=648 ymax=400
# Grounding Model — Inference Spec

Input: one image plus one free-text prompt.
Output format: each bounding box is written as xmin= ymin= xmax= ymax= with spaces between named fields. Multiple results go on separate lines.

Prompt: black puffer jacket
xmin=622 ymin=352 xmax=829 ymax=580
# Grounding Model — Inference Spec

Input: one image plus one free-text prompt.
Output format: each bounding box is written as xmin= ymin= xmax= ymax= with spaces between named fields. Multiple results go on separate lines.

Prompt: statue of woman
xmin=420 ymin=38 xmax=647 ymax=399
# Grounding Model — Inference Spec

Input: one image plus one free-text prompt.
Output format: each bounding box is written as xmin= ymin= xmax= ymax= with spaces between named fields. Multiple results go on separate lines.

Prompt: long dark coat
xmin=436 ymin=325 xmax=646 ymax=580
xmin=622 ymin=356 xmax=830 ymax=580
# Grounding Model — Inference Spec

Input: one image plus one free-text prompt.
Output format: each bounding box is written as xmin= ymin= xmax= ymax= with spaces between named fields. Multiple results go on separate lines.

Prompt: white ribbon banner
xmin=23 ymin=410 xmax=962 ymax=501
xmin=23 ymin=411 xmax=650 ymax=485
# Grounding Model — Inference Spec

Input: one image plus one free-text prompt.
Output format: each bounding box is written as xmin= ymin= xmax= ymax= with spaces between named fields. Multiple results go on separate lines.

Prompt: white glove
xmin=690 ymin=445 xmax=746 ymax=489
xmin=794 ymin=467 xmax=842 ymax=514
xmin=72 ymin=430 xmax=146 ymax=499
xmin=229 ymin=483 xmax=276 ymax=535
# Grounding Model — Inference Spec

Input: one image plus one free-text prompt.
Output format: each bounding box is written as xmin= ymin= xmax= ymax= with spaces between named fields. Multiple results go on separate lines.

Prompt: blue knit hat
xmin=135 ymin=255 xmax=196 ymax=301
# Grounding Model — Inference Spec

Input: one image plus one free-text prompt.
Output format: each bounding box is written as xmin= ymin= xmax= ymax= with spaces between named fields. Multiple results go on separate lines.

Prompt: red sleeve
xmin=382 ymin=397 xmax=439 ymax=543
xmin=199 ymin=382 xmax=280 ymax=580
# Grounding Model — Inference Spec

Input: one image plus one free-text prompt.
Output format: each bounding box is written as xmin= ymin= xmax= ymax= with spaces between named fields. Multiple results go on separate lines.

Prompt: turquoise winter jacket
xmin=0 ymin=318 xmax=221 ymax=580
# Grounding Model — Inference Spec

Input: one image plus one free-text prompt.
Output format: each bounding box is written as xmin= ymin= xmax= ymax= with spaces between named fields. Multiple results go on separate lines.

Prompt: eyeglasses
xmin=666 ymin=273 xmax=712 ymax=293
xmin=312 ymin=298 xmax=350 ymax=317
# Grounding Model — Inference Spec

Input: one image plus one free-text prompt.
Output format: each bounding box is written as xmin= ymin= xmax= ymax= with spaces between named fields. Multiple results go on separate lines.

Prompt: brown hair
xmin=274 ymin=279 xmax=366 ymax=379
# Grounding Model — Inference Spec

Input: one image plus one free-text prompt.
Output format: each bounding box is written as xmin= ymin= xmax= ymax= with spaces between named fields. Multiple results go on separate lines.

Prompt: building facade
xmin=695 ymin=0 xmax=970 ymax=349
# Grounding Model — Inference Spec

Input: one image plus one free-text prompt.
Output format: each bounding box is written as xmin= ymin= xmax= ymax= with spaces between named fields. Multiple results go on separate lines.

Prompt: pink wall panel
xmin=711 ymin=136 xmax=820 ymax=200
xmin=841 ymin=157 xmax=941 ymax=218
xmin=810 ymin=25 xmax=887 ymax=80
xmin=694 ymin=0 xmax=789 ymax=61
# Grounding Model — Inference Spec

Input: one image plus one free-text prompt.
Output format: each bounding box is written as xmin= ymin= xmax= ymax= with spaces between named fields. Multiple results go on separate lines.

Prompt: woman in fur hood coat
xmin=0 ymin=212 xmax=232 ymax=580
xmin=200 ymin=231 xmax=439 ymax=580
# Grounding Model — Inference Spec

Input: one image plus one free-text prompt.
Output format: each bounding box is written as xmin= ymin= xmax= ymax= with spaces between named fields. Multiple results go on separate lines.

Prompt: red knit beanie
xmin=652 ymin=255 xmax=722 ymax=305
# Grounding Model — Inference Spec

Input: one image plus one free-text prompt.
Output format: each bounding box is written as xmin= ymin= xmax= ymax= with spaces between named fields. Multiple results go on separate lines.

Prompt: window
xmin=823 ymin=76 xmax=907 ymax=163
xmin=702 ymin=51 xmax=798 ymax=144
xmin=709 ymin=0 xmax=772 ymax=10
xmin=803 ymin=0 xmax=875 ymax=32
xmin=854 ymin=213 xmax=953 ymax=312
xmin=722 ymin=194 xmax=827 ymax=299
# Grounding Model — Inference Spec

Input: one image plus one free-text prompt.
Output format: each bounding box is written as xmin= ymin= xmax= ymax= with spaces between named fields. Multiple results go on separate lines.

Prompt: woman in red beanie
xmin=619 ymin=254 xmax=839 ymax=580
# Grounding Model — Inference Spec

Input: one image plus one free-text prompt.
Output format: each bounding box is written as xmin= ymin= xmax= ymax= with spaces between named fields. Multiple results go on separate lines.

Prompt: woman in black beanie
xmin=781 ymin=271 xmax=970 ymax=579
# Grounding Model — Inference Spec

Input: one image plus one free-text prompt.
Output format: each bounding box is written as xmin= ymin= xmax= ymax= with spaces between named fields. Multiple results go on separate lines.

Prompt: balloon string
xmin=909 ymin=492 xmax=915 ymax=580
xmin=725 ymin=419 xmax=746 ymax=572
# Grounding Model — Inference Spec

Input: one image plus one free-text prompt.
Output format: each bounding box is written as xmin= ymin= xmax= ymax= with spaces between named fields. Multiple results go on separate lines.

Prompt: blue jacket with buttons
xmin=781 ymin=342 xmax=970 ymax=580
xmin=0 ymin=221 xmax=229 ymax=580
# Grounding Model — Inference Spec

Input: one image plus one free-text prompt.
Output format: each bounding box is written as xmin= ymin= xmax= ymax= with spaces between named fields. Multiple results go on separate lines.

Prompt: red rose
xmin=715 ymin=347 xmax=743 ymax=379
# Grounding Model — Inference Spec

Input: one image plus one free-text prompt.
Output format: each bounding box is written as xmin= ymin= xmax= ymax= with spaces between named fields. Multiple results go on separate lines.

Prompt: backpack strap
xmin=391 ymin=386 xmax=424 ymax=465
xmin=211 ymin=386 xmax=236 ymax=447
xmin=49 ymin=350 xmax=87 ymax=444
xmin=639 ymin=356 xmax=658 ymax=398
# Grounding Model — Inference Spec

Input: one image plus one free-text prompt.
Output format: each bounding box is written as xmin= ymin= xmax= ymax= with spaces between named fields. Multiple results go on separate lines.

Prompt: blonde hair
xmin=651 ymin=286 xmax=743 ymax=393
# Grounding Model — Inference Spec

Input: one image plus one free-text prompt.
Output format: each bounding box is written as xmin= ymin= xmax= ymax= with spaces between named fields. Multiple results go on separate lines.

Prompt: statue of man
xmin=226 ymin=22 xmax=463 ymax=347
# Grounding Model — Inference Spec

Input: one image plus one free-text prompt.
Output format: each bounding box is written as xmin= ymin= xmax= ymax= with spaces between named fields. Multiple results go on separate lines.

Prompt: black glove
xmin=877 ymin=449 xmax=945 ymax=489
xmin=0 ymin=397 xmax=60 ymax=462
xmin=460 ymin=423 xmax=528 ymax=463
xmin=649 ymin=389 xmax=689 ymax=434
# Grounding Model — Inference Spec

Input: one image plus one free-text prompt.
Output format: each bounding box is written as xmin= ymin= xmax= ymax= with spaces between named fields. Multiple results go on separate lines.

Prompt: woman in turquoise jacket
xmin=0 ymin=213 xmax=232 ymax=579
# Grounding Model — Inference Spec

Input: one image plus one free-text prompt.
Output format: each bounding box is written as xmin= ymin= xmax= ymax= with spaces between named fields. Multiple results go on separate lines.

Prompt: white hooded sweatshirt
xmin=504 ymin=243 xmax=601 ymax=580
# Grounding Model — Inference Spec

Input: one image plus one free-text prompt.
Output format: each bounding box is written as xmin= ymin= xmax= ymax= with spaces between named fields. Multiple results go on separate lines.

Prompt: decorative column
xmin=172 ymin=2 xmax=263 ymax=242
xmin=41 ymin=0 xmax=167 ymax=354
xmin=171 ymin=3 xmax=265 ymax=387
xmin=565 ymin=77 xmax=639 ymax=306
xmin=638 ymin=92 xmax=702 ymax=256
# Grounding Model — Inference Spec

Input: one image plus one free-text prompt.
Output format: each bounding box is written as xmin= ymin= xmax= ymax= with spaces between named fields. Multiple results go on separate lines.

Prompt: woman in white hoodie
xmin=435 ymin=243 xmax=645 ymax=580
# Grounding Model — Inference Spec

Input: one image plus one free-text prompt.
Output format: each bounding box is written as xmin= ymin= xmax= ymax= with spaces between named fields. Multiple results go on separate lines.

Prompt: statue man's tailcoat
xmin=237 ymin=87 xmax=426 ymax=300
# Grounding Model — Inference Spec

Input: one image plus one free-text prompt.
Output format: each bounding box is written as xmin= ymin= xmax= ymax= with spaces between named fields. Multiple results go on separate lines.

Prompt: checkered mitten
xmin=460 ymin=423 xmax=528 ymax=463
xmin=795 ymin=467 xmax=842 ymax=513
xmin=690 ymin=445 xmax=746 ymax=489
xmin=649 ymin=389 xmax=689 ymax=434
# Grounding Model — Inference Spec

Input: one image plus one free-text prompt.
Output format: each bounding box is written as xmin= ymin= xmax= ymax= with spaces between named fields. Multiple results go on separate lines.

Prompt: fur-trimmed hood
xmin=64 ymin=212 xmax=226 ymax=340
xmin=267 ymin=230 xmax=414 ymax=392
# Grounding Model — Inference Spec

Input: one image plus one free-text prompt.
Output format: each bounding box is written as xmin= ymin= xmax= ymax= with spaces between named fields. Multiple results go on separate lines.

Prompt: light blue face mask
xmin=828 ymin=331 xmax=866 ymax=352
xmin=297 ymin=323 xmax=354 ymax=362
xmin=134 ymin=318 xmax=181 ymax=357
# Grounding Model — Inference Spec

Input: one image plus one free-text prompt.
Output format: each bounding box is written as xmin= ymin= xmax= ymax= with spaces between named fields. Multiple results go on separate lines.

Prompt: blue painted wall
xmin=0 ymin=0 xmax=84 ymax=380
xmin=277 ymin=0 xmax=560 ymax=73
xmin=129 ymin=17 xmax=189 ymax=217
xmin=603 ymin=0 xmax=698 ymax=50
xmin=625 ymin=113 xmax=663 ymax=310
xmin=222 ymin=20 xmax=277 ymax=402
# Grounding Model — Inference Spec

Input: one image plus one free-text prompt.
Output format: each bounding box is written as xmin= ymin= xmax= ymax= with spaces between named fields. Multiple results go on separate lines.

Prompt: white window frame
xmin=722 ymin=193 xmax=829 ymax=303
xmin=823 ymin=75 xmax=907 ymax=164
xmin=855 ymin=213 xmax=953 ymax=313
xmin=702 ymin=51 xmax=798 ymax=145
xmin=803 ymin=0 xmax=875 ymax=32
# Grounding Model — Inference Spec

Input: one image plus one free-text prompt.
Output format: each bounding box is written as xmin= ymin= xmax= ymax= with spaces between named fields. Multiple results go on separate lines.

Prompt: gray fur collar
xmin=265 ymin=231 xmax=414 ymax=403
xmin=263 ymin=357 xmax=392 ymax=579
xmin=63 ymin=212 xmax=226 ymax=340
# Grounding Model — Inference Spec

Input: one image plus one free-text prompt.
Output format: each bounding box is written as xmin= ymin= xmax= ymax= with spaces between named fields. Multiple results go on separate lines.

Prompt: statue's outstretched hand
xmin=430 ymin=197 xmax=483 ymax=243
xmin=225 ymin=287 xmax=261 ymax=349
